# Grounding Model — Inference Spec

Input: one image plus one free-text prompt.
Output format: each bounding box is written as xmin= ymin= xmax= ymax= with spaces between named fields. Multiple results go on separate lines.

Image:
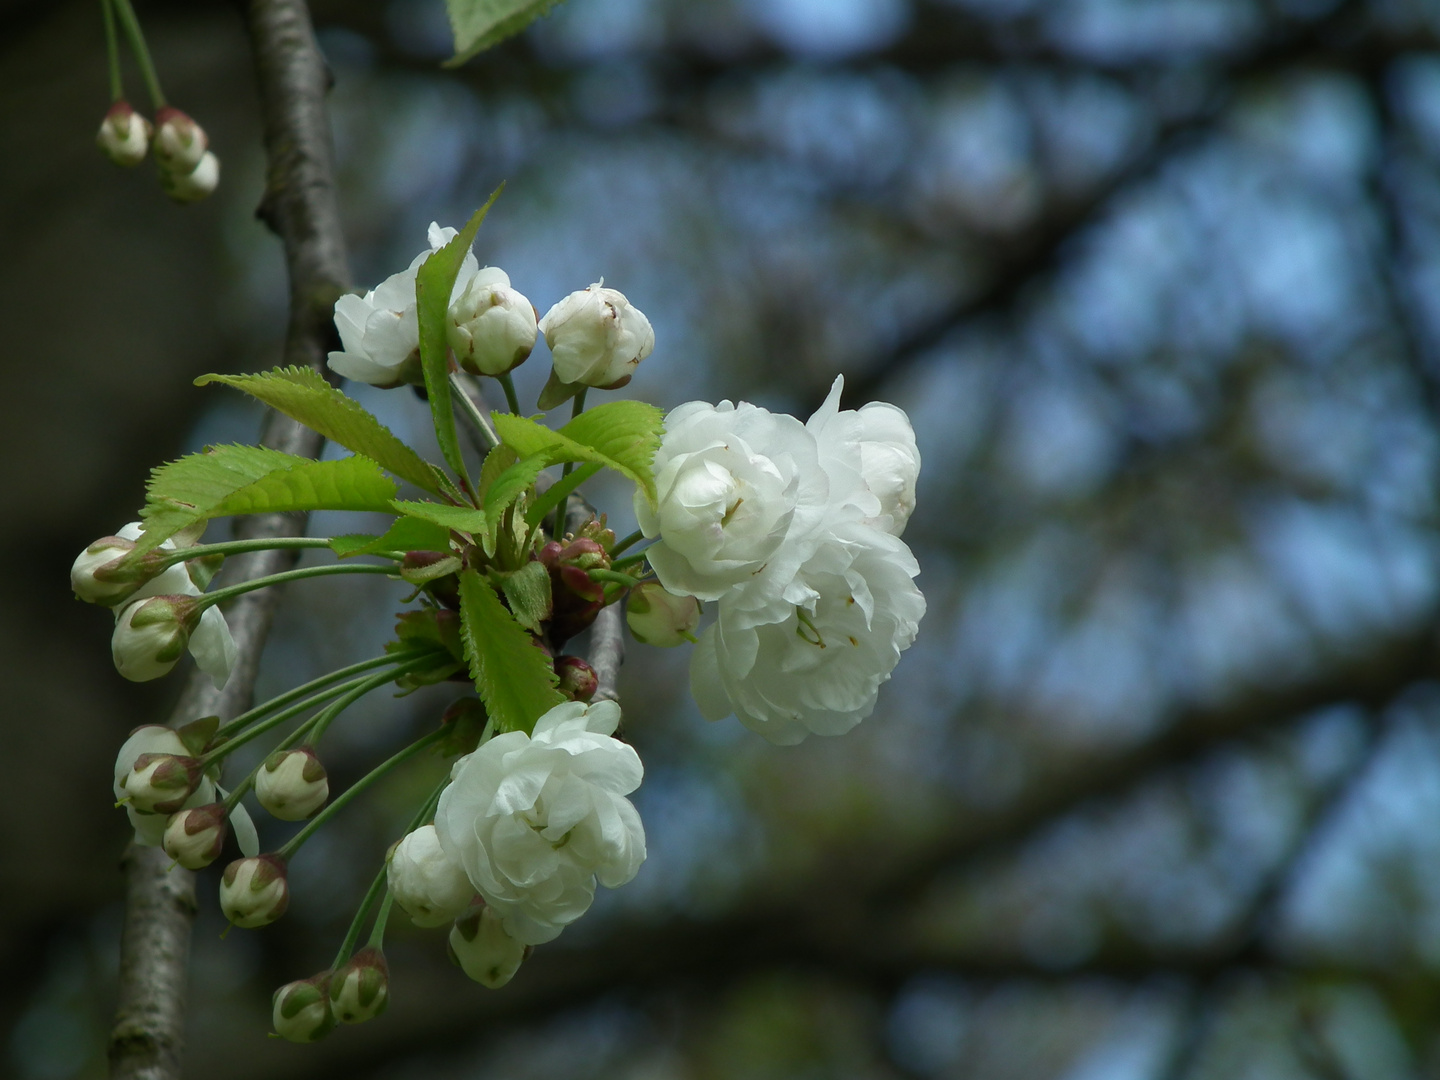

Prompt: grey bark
xmin=107 ymin=2 xmax=348 ymax=1077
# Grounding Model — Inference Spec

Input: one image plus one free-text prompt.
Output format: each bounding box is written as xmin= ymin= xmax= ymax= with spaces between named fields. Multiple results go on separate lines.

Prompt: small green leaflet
xmin=330 ymin=517 xmax=453 ymax=559
xmin=492 ymin=399 xmax=664 ymax=506
xmin=457 ymin=568 xmax=563 ymax=734
xmin=135 ymin=446 xmax=398 ymax=557
xmin=392 ymin=500 xmax=488 ymax=535
xmin=499 ymin=561 xmax=552 ymax=634
xmin=444 ymin=0 xmax=566 ymax=67
xmin=196 ymin=367 xmax=444 ymax=494
xmin=416 ymin=189 xmax=503 ymax=481
xmin=484 ymin=454 xmax=549 ymax=521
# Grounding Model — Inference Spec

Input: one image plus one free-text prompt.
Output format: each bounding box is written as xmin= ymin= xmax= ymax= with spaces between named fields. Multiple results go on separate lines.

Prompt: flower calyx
xmin=219 ymin=854 xmax=290 ymax=929
xmin=272 ymin=971 xmax=336 ymax=1043
xmin=329 ymin=946 xmax=389 ymax=1024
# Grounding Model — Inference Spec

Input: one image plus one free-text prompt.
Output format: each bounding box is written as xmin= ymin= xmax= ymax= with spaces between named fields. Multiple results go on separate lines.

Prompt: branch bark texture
xmin=107 ymin=2 xmax=348 ymax=1077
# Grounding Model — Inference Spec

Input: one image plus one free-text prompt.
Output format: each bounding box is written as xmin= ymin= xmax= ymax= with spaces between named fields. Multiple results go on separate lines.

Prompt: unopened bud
xmin=272 ymin=971 xmax=335 ymax=1043
xmin=71 ymin=535 xmax=142 ymax=606
xmin=219 ymin=854 xmax=289 ymax=928
xmin=554 ymin=655 xmax=598 ymax=701
xmin=388 ymin=824 xmax=474 ymax=927
xmin=448 ymin=902 xmax=528 ymax=989
xmin=538 ymin=282 xmax=654 ymax=394
xmin=152 ymin=107 xmax=208 ymax=172
xmin=626 ymin=583 xmax=701 ymax=647
xmin=96 ymin=102 xmax=151 ymax=167
xmin=163 ymin=802 xmax=227 ymax=870
xmin=121 ymin=753 xmax=203 ymax=814
xmin=329 ymin=947 xmax=389 ymax=1024
xmin=255 ymin=747 xmax=328 ymax=821
xmin=161 ymin=150 xmax=219 ymax=204
xmin=448 ymin=267 xmax=538 ymax=377
xmin=112 ymin=595 xmax=196 ymax=682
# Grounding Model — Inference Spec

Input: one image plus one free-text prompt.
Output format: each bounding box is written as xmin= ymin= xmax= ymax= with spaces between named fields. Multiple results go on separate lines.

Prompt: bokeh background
xmin=5 ymin=0 xmax=1440 ymax=1076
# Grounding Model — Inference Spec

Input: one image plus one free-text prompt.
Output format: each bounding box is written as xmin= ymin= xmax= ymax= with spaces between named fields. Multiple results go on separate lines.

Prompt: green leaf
xmin=392 ymin=500 xmax=488 ymax=535
xmin=331 ymin=517 xmax=453 ymax=559
xmin=492 ymin=399 xmax=664 ymax=505
xmin=444 ymin=0 xmax=566 ymax=67
xmin=457 ymin=568 xmax=564 ymax=733
xmin=476 ymin=444 xmax=520 ymax=499
xmin=196 ymin=367 xmax=444 ymax=494
xmin=136 ymin=446 xmax=397 ymax=557
xmin=499 ymin=561 xmax=552 ymax=634
xmin=484 ymin=454 xmax=550 ymax=521
xmin=416 ymin=189 xmax=504 ymax=481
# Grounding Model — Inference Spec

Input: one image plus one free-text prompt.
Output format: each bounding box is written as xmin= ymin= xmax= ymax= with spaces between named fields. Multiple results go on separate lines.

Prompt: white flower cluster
xmin=636 ymin=377 xmax=925 ymax=745
xmin=387 ymin=700 xmax=645 ymax=965
xmin=71 ymin=522 xmax=235 ymax=689
xmin=327 ymin=225 xmax=653 ymax=394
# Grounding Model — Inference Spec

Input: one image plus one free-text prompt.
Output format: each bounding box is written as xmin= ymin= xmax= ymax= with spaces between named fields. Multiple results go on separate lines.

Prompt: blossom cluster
xmin=97 ymin=104 xmax=219 ymax=203
xmin=636 ymin=379 xmax=925 ymax=744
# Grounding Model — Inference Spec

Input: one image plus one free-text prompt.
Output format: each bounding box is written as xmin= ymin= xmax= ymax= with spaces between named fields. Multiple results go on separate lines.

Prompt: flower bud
xmin=255 ymin=747 xmax=329 ymax=821
xmin=388 ymin=824 xmax=474 ymax=927
xmin=96 ymin=102 xmax=151 ymax=167
xmin=219 ymin=854 xmax=289 ymax=928
xmin=329 ymin=947 xmax=389 ymax=1024
xmin=120 ymin=753 xmax=203 ymax=815
xmin=163 ymin=802 xmax=227 ymax=870
xmin=112 ymin=595 xmax=196 ymax=681
xmin=554 ymin=655 xmax=598 ymax=701
xmin=271 ymin=972 xmax=335 ymax=1044
xmin=161 ymin=150 xmax=220 ymax=204
xmin=448 ymin=902 xmax=528 ymax=989
xmin=71 ymin=535 xmax=142 ymax=606
xmin=152 ymin=107 xmax=208 ymax=172
xmin=626 ymin=583 xmax=702 ymax=647
xmin=539 ymin=539 xmax=610 ymax=644
xmin=538 ymin=282 xmax=654 ymax=392
xmin=448 ymin=267 xmax=538 ymax=377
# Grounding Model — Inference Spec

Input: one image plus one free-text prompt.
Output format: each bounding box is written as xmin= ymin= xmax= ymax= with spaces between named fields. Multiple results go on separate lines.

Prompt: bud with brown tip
xmin=120 ymin=753 xmax=203 ymax=814
xmin=272 ymin=971 xmax=336 ymax=1043
xmin=96 ymin=102 xmax=151 ymax=167
xmin=219 ymin=854 xmax=289 ymax=928
xmin=255 ymin=747 xmax=328 ymax=821
xmin=162 ymin=802 xmax=227 ymax=870
xmin=554 ymin=655 xmax=598 ymax=701
xmin=152 ymin=107 xmax=207 ymax=172
xmin=329 ymin=947 xmax=389 ymax=1024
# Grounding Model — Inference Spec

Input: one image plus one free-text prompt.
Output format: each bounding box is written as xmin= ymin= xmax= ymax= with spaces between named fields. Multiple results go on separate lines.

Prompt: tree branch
xmin=106 ymin=2 xmax=348 ymax=1077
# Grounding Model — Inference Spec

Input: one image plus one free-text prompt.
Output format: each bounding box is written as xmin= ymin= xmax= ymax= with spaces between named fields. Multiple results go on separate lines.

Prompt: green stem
xmin=366 ymin=892 xmax=394 ymax=949
xmin=216 ymin=654 xmax=405 ymax=738
xmin=590 ymin=568 xmax=640 ymax=589
xmin=610 ymin=530 xmax=644 ymax=557
xmin=111 ymin=0 xmax=165 ymax=109
xmin=497 ymin=372 xmax=522 ymax=415
xmin=220 ymin=709 xmax=327 ymax=813
xmin=194 ymin=562 xmax=397 ymax=610
xmin=277 ymin=729 xmax=447 ymax=860
xmin=329 ymin=772 xmax=450 ymax=969
xmin=570 ymin=388 xmax=588 ymax=421
xmin=303 ymin=661 xmax=430 ymax=747
xmin=155 ymin=536 xmax=337 ymax=568
xmin=449 ymin=372 xmax=498 ymax=451
xmin=203 ymin=673 xmax=382 ymax=769
xmin=101 ymin=0 xmax=123 ymax=102
xmin=611 ymin=551 xmax=651 ymax=572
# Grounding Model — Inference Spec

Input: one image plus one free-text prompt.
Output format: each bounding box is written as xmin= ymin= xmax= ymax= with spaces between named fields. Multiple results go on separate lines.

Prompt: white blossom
xmin=434 ymin=700 xmax=646 ymax=945
xmin=634 ymin=399 xmax=826 ymax=602
xmin=113 ymin=726 xmax=216 ymax=847
xmin=807 ymin=376 xmax=920 ymax=536
xmin=388 ymin=824 xmax=475 ymax=928
xmin=690 ymin=523 xmax=925 ymax=744
xmin=327 ymin=223 xmax=479 ymax=387
xmin=161 ymin=150 xmax=220 ymax=204
xmin=448 ymin=266 xmax=537 ymax=376
xmin=539 ymin=282 xmax=653 ymax=389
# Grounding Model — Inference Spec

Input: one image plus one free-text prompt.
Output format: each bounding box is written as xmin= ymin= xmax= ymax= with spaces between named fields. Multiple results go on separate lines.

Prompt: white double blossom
xmin=639 ymin=376 xmax=925 ymax=743
xmin=447 ymin=266 xmax=537 ymax=376
xmin=327 ymin=223 xmax=479 ymax=387
xmin=434 ymin=700 xmax=646 ymax=945
xmin=539 ymin=282 xmax=654 ymax=389
xmin=388 ymin=824 xmax=475 ymax=927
